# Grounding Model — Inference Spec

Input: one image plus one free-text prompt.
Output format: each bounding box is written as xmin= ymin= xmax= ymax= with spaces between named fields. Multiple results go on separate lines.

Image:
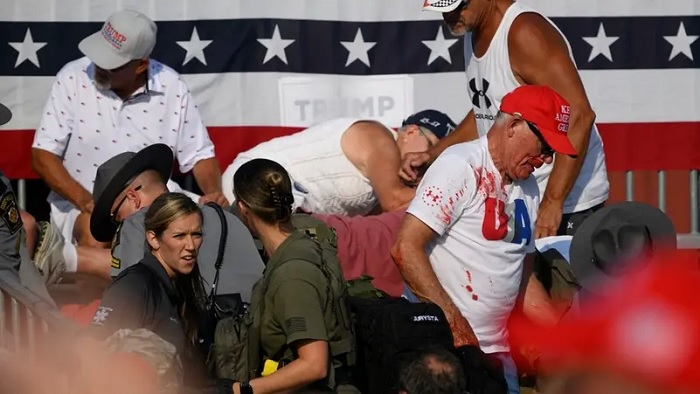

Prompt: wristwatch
xmin=240 ymin=381 xmax=254 ymax=394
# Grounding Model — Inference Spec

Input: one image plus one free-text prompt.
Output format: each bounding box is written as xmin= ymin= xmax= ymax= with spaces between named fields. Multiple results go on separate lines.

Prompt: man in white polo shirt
xmin=30 ymin=9 xmax=227 ymax=283
xmin=392 ymin=85 xmax=566 ymax=393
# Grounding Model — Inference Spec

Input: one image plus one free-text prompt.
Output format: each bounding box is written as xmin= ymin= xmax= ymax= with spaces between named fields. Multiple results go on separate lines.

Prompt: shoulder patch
xmin=0 ymin=191 xmax=22 ymax=235
xmin=110 ymin=222 xmax=123 ymax=269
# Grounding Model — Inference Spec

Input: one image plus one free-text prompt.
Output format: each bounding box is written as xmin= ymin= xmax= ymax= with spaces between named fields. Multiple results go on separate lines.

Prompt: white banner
xmin=278 ymin=75 xmax=414 ymax=127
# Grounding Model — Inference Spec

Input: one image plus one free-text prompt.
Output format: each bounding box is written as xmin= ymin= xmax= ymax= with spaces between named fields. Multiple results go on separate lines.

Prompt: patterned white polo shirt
xmin=32 ymin=56 xmax=215 ymax=212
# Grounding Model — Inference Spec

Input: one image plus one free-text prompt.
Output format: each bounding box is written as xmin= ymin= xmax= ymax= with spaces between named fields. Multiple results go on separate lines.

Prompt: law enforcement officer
xmin=224 ymin=158 xmax=358 ymax=394
xmin=0 ymin=102 xmax=57 ymax=306
xmin=89 ymin=192 xmax=211 ymax=389
xmin=87 ymin=143 xmax=264 ymax=302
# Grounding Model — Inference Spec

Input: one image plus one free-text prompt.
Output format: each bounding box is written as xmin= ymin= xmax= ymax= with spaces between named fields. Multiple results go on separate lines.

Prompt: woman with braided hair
xmin=226 ymin=158 xmax=358 ymax=394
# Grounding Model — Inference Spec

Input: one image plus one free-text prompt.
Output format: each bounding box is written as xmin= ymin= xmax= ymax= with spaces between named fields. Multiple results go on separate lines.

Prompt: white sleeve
xmin=166 ymin=179 xmax=201 ymax=202
xmin=31 ymin=69 xmax=76 ymax=156
xmin=406 ymin=153 xmax=478 ymax=236
xmin=174 ymin=80 xmax=216 ymax=173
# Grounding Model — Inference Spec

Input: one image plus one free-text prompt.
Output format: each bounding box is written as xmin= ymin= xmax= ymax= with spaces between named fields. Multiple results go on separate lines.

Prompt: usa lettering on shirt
xmin=474 ymin=167 xmax=532 ymax=246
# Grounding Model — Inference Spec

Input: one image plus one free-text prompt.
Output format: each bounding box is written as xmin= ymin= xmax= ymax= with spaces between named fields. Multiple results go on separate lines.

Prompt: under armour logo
xmin=469 ymin=78 xmax=492 ymax=109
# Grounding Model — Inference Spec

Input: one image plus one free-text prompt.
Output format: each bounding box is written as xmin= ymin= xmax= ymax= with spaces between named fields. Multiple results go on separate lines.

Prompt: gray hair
xmin=494 ymin=111 xmax=509 ymax=125
xmin=398 ymin=124 xmax=437 ymax=139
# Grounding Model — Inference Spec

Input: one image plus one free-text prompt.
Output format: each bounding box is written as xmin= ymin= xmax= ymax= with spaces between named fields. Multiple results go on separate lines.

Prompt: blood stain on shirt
xmin=474 ymin=166 xmax=506 ymax=200
xmin=437 ymin=205 xmax=451 ymax=226
xmin=464 ymin=270 xmax=479 ymax=301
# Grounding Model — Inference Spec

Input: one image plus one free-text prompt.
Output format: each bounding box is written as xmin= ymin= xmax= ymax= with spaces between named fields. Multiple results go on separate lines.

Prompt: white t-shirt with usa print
xmin=407 ymin=136 xmax=539 ymax=354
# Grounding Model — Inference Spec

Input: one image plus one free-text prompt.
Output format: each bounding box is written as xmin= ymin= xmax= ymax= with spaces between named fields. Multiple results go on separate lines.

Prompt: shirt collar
xmin=141 ymin=253 xmax=178 ymax=299
xmin=87 ymin=61 xmax=164 ymax=99
xmin=265 ymin=230 xmax=311 ymax=273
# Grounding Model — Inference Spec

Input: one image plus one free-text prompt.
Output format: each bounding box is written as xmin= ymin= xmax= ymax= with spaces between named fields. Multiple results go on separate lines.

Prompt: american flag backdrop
xmin=0 ymin=0 xmax=699 ymax=180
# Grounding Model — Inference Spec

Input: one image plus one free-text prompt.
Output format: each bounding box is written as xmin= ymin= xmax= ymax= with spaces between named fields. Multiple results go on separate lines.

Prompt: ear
xmin=146 ymin=230 xmax=160 ymax=250
xmin=404 ymin=125 xmax=419 ymax=136
xmin=236 ymin=200 xmax=248 ymax=216
xmin=134 ymin=59 xmax=149 ymax=75
xmin=127 ymin=189 xmax=142 ymax=210
xmin=506 ymin=117 xmax=520 ymax=138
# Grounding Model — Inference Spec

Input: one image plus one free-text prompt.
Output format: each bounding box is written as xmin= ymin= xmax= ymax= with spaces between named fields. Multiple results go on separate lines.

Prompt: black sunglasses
xmin=526 ymin=122 xmax=554 ymax=157
xmin=110 ymin=184 xmax=142 ymax=224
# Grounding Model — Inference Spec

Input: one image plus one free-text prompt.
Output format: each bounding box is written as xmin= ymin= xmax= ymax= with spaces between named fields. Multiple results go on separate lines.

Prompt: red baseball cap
xmin=508 ymin=250 xmax=700 ymax=391
xmin=500 ymin=85 xmax=578 ymax=157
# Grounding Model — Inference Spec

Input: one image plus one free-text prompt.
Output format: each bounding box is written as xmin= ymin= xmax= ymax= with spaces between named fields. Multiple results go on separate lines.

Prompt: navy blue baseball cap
xmin=402 ymin=110 xmax=457 ymax=139
xmin=0 ymin=103 xmax=11 ymax=126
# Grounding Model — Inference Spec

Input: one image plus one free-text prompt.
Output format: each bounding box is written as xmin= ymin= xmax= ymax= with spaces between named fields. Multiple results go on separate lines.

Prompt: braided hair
xmin=233 ymin=158 xmax=295 ymax=224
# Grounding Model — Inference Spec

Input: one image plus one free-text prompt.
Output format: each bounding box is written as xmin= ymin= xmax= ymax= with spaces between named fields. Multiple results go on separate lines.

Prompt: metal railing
xmin=0 ymin=276 xmax=77 ymax=353
xmin=625 ymin=170 xmax=699 ymax=233
xmin=618 ymin=169 xmax=700 ymax=249
xmin=12 ymin=169 xmax=700 ymax=242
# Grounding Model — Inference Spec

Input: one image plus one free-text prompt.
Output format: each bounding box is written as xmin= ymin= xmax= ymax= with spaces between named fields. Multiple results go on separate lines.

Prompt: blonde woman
xmin=90 ymin=192 xmax=211 ymax=389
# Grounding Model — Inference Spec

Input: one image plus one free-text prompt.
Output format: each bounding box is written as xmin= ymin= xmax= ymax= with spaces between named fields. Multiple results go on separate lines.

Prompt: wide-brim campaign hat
xmin=0 ymin=103 xmax=12 ymax=126
xmin=90 ymin=144 xmax=173 ymax=243
xmin=569 ymin=201 xmax=677 ymax=294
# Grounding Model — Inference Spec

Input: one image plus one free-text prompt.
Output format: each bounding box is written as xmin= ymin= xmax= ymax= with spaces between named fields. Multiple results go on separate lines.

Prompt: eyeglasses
xmin=416 ymin=128 xmax=436 ymax=148
xmin=526 ymin=122 xmax=554 ymax=157
xmin=110 ymin=185 xmax=142 ymax=224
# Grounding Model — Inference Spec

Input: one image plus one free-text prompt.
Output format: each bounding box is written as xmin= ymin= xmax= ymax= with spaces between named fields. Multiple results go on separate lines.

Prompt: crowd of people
xmin=0 ymin=0 xmax=698 ymax=393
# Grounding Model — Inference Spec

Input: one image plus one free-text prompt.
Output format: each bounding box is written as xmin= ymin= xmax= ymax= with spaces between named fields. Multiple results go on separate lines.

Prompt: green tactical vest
xmin=207 ymin=216 xmax=368 ymax=389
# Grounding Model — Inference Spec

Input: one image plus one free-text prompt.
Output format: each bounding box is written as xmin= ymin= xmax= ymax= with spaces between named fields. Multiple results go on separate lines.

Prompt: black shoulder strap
xmin=205 ymin=202 xmax=228 ymax=309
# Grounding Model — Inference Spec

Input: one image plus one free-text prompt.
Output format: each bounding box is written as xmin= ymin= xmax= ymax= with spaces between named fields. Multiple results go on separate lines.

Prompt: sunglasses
xmin=110 ymin=184 xmax=142 ymax=224
xmin=526 ymin=122 xmax=555 ymax=157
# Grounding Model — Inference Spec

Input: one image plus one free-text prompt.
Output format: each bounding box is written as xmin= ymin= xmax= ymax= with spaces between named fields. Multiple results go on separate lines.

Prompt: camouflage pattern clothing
xmin=91 ymin=253 xmax=210 ymax=388
xmin=104 ymin=328 xmax=184 ymax=391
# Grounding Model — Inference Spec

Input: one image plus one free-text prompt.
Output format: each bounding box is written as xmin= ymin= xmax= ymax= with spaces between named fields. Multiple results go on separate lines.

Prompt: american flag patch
xmin=285 ymin=317 xmax=308 ymax=334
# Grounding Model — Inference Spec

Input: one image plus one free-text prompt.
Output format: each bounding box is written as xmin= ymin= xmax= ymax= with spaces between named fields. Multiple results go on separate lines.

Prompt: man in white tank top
xmin=222 ymin=110 xmax=457 ymax=217
xmin=401 ymin=0 xmax=610 ymax=239
xmin=393 ymin=85 xmax=565 ymax=394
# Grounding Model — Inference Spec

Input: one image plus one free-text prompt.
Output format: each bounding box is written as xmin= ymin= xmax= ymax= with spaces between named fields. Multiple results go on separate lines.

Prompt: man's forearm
xmin=380 ymin=187 xmax=415 ymax=212
xmin=31 ymin=148 xmax=89 ymax=206
xmin=427 ymin=110 xmax=478 ymax=161
xmin=521 ymin=273 xmax=560 ymax=325
xmin=542 ymin=110 xmax=595 ymax=203
xmin=392 ymin=243 xmax=460 ymax=315
xmin=517 ymin=254 xmax=560 ymax=325
xmin=192 ymin=157 xmax=223 ymax=195
xmin=392 ymin=242 xmax=479 ymax=346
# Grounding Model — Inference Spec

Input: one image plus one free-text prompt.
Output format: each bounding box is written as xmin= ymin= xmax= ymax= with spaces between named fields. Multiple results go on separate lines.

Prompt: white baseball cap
xmin=78 ymin=10 xmax=157 ymax=70
xmin=422 ymin=0 xmax=465 ymax=13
